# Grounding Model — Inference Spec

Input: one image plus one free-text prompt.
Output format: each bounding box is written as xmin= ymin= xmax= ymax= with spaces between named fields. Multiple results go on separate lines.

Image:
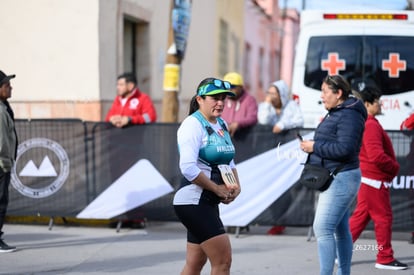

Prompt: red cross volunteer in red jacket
xmin=105 ymin=73 xmax=157 ymax=128
xmin=349 ymin=85 xmax=407 ymax=270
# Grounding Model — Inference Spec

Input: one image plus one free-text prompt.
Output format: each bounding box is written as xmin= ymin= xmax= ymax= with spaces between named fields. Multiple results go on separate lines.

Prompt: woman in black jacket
xmin=300 ymin=75 xmax=367 ymax=275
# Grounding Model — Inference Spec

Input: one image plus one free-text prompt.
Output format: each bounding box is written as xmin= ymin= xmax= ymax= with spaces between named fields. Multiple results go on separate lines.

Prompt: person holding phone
xmin=299 ymin=75 xmax=367 ymax=275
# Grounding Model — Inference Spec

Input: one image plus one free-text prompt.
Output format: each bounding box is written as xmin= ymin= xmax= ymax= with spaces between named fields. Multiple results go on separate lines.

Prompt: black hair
xmin=322 ymin=75 xmax=351 ymax=100
xmin=188 ymin=77 xmax=215 ymax=115
xmin=117 ymin=72 xmax=137 ymax=85
xmin=353 ymin=86 xmax=382 ymax=104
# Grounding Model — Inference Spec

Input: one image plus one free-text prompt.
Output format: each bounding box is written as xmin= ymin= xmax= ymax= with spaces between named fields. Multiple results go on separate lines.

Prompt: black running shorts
xmin=174 ymin=203 xmax=226 ymax=244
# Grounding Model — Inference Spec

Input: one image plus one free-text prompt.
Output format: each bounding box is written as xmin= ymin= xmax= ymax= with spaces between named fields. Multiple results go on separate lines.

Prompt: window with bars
xmin=218 ymin=19 xmax=229 ymax=77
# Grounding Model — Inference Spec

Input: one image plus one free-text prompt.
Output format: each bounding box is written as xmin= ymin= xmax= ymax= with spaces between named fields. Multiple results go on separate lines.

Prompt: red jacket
xmin=221 ymin=90 xmax=258 ymax=128
xmin=359 ymin=115 xmax=399 ymax=182
xmin=105 ymin=88 xmax=157 ymax=124
xmin=400 ymin=113 xmax=414 ymax=130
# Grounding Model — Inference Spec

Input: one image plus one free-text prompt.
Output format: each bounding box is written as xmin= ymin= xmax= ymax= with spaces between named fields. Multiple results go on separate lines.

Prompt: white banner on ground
xmin=77 ymin=159 xmax=174 ymax=219
xmin=219 ymin=132 xmax=314 ymax=227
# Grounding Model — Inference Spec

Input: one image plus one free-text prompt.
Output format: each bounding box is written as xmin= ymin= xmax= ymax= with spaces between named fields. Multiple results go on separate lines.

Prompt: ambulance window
xmin=367 ymin=36 xmax=414 ymax=95
xmin=304 ymin=36 xmax=362 ymax=90
xmin=304 ymin=36 xmax=414 ymax=95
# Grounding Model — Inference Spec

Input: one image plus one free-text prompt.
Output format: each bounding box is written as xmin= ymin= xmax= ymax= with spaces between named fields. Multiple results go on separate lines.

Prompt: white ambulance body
xmin=292 ymin=10 xmax=414 ymax=130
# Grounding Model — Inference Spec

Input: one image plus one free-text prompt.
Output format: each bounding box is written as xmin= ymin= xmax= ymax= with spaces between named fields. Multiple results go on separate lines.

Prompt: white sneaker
xmin=0 ymin=239 xmax=17 ymax=253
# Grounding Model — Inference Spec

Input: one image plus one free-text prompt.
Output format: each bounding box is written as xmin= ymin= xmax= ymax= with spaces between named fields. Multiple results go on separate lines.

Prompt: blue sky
xmin=281 ymin=0 xmax=408 ymax=11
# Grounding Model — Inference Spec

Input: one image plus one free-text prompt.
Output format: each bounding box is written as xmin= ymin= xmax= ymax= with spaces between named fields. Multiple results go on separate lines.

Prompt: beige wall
xmin=216 ymin=0 xmax=244 ymax=75
xmin=0 ymin=0 xmax=100 ymax=102
xmin=178 ymin=0 xmax=217 ymax=117
xmin=0 ymin=0 xmax=251 ymax=122
xmin=0 ymin=0 xmax=102 ymax=119
xmin=98 ymin=0 xmax=167 ymax=120
xmin=116 ymin=0 xmax=169 ymax=102
xmin=179 ymin=0 xmax=245 ymax=121
xmin=0 ymin=0 xmax=170 ymax=121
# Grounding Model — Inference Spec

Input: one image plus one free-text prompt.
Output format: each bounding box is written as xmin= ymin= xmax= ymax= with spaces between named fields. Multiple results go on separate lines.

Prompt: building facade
xmin=1 ymin=0 xmax=295 ymax=122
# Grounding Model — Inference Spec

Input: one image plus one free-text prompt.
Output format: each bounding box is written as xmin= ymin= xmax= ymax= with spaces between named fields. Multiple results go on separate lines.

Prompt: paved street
xmin=0 ymin=222 xmax=413 ymax=274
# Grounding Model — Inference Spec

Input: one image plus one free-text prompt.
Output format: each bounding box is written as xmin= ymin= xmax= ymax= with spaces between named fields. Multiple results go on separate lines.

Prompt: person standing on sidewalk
xmin=0 ymin=70 xmax=18 ymax=253
xmin=300 ymin=75 xmax=367 ymax=275
xmin=349 ymin=86 xmax=408 ymax=270
xmin=173 ymin=77 xmax=241 ymax=275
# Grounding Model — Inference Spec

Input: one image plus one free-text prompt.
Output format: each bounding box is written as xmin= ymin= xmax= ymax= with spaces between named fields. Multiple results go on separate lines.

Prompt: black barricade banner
xmin=7 ymin=120 xmax=414 ymax=231
xmin=389 ymin=131 xmax=414 ymax=231
xmin=85 ymin=122 xmax=181 ymax=221
xmin=9 ymin=119 xmax=88 ymax=216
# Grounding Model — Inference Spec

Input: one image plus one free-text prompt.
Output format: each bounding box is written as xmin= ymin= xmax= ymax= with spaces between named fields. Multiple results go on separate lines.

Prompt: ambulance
xmin=291 ymin=10 xmax=414 ymax=130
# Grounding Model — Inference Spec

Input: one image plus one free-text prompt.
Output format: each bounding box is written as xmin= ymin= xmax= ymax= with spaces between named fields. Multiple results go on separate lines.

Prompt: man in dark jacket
xmin=0 ymin=70 xmax=18 ymax=253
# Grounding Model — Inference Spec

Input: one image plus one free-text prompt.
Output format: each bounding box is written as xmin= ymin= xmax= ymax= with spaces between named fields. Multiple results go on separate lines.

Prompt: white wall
xmin=0 ymin=0 xmax=100 ymax=101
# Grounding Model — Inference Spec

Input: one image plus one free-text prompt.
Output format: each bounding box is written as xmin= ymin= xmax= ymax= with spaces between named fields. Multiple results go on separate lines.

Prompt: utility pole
xmin=161 ymin=0 xmax=191 ymax=122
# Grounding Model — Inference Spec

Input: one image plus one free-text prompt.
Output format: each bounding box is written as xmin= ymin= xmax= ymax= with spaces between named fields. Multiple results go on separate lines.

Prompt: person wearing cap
xmin=173 ymin=77 xmax=241 ymax=274
xmin=258 ymin=79 xmax=304 ymax=134
xmin=105 ymin=72 xmax=157 ymax=128
xmin=221 ymin=72 xmax=258 ymax=137
xmin=0 ymin=70 xmax=18 ymax=252
xmin=348 ymin=86 xmax=408 ymax=270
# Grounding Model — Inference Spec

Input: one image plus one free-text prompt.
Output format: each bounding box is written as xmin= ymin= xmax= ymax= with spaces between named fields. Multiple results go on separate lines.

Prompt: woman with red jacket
xmin=349 ymin=86 xmax=408 ymax=270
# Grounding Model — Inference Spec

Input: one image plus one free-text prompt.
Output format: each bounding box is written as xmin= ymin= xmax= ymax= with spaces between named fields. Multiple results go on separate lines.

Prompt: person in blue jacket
xmin=300 ymin=75 xmax=367 ymax=275
xmin=173 ymin=77 xmax=241 ymax=275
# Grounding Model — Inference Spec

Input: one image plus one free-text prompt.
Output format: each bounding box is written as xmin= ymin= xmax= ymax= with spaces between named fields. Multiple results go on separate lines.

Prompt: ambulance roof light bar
xmin=323 ymin=13 xmax=408 ymax=20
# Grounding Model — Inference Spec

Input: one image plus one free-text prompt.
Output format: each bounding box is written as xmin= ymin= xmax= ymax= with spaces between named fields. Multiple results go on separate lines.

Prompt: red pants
xmin=349 ymin=183 xmax=394 ymax=264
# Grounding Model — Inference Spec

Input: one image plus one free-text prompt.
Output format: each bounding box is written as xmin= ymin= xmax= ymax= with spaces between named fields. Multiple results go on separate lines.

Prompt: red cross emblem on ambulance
xmin=321 ymin=53 xmax=346 ymax=75
xmin=382 ymin=53 xmax=406 ymax=78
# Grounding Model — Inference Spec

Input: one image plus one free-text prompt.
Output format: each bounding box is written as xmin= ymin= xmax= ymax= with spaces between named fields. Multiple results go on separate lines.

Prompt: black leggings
xmin=174 ymin=203 xmax=225 ymax=244
xmin=0 ymin=170 xmax=10 ymax=236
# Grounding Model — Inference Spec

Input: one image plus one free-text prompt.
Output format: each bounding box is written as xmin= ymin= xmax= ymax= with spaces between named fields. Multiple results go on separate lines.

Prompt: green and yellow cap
xmin=197 ymin=79 xmax=235 ymax=97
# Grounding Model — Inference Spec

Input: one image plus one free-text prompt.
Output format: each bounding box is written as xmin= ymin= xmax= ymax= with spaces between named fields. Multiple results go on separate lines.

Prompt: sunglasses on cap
xmin=197 ymin=79 xmax=235 ymax=97
xmin=326 ymin=75 xmax=338 ymax=86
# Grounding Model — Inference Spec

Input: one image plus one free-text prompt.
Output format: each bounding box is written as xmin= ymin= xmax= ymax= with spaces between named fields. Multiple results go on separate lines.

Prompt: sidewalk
xmin=0 ymin=222 xmax=412 ymax=274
